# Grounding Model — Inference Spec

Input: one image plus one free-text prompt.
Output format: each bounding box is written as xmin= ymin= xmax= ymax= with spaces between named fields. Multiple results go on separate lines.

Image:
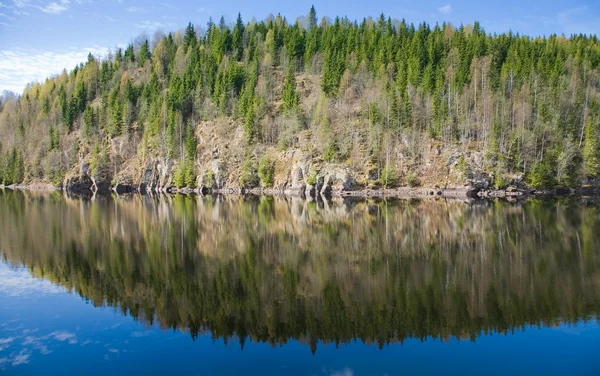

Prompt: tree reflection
xmin=0 ymin=190 xmax=599 ymax=353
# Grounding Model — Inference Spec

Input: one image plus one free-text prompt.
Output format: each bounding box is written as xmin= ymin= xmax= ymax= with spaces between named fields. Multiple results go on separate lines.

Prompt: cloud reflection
xmin=0 ymin=265 xmax=65 ymax=297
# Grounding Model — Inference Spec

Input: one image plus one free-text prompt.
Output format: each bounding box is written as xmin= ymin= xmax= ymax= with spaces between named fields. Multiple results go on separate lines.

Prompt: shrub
xmin=239 ymin=160 xmax=259 ymax=188
xmin=173 ymin=161 xmax=196 ymax=188
xmin=456 ymin=155 xmax=468 ymax=178
xmin=258 ymin=156 xmax=275 ymax=187
xmin=380 ymin=167 xmax=397 ymax=187
xmin=184 ymin=163 xmax=197 ymax=188
xmin=203 ymin=169 xmax=215 ymax=188
xmin=173 ymin=164 xmax=186 ymax=188
xmin=323 ymin=142 xmax=337 ymax=162
xmin=307 ymin=168 xmax=318 ymax=186
xmin=527 ymin=162 xmax=555 ymax=189
xmin=405 ymin=170 xmax=419 ymax=187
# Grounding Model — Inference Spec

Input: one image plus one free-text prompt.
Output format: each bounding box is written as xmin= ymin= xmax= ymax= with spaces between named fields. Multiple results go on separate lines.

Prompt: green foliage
xmin=321 ymin=46 xmax=345 ymax=97
xmin=48 ymin=126 xmax=59 ymax=150
xmin=405 ymin=170 xmax=419 ymax=187
xmin=232 ymin=13 xmax=245 ymax=61
xmin=203 ymin=169 xmax=215 ymax=188
xmin=138 ymin=40 xmax=151 ymax=67
xmin=239 ymin=159 xmax=259 ymax=188
xmin=90 ymin=142 xmax=102 ymax=176
xmin=183 ymin=23 xmax=197 ymax=51
xmin=528 ymin=162 xmax=556 ymax=189
xmin=493 ymin=158 xmax=509 ymax=189
xmin=380 ymin=167 xmax=397 ymax=187
xmin=307 ymin=168 xmax=318 ymax=186
xmin=0 ymin=148 xmax=24 ymax=185
xmin=173 ymin=161 xmax=197 ymax=188
xmin=51 ymin=170 xmax=64 ymax=187
xmin=282 ymin=65 xmax=299 ymax=114
xmin=323 ymin=142 xmax=338 ymax=162
xmin=258 ymin=156 xmax=275 ymax=187
xmin=456 ymin=155 xmax=468 ymax=178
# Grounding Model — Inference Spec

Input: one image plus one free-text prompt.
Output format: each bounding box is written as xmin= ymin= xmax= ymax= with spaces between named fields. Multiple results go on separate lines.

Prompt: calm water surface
xmin=0 ymin=190 xmax=599 ymax=375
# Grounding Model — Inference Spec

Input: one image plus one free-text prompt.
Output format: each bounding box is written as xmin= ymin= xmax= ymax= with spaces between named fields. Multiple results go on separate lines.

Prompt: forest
xmin=0 ymin=6 xmax=599 ymax=190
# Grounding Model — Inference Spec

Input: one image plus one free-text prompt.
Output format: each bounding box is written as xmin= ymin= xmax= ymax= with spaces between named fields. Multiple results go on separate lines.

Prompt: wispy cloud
xmin=0 ymin=327 xmax=81 ymax=371
xmin=10 ymin=0 xmax=70 ymax=15
xmin=0 ymin=46 xmax=109 ymax=93
xmin=329 ymin=368 xmax=355 ymax=376
xmin=0 ymin=266 xmax=67 ymax=296
xmin=135 ymin=20 xmax=167 ymax=29
xmin=438 ymin=4 xmax=452 ymax=15
xmin=126 ymin=6 xmax=147 ymax=13
xmin=197 ymin=7 xmax=211 ymax=13
xmin=41 ymin=2 xmax=68 ymax=14
xmin=161 ymin=2 xmax=178 ymax=10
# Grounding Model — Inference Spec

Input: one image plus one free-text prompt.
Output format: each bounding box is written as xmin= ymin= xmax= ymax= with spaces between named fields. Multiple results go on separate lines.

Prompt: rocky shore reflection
xmin=0 ymin=190 xmax=599 ymax=353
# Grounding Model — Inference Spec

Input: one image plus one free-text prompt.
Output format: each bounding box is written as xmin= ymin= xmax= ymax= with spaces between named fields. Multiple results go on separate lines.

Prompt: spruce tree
xmin=232 ymin=13 xmax=245 ymax=61
xmin=183 ymin=23 xmax=197 ymax=51
xmin=282 ymin=65 xmax=299 ymax=114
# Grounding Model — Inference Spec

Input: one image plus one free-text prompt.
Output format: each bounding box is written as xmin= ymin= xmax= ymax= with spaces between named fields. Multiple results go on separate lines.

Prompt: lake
xmin=0 ymin=190 xmax=599 ymax=375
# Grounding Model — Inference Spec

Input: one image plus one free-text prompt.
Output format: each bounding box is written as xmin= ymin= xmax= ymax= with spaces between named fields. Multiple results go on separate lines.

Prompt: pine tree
xmin=138 ymin=40 xmax=150 ymax=67
xmin=282 ymin=65 xmax=299 ymax=114
xmin=124 ymin=44 xmax=135 ymax=63
xmin=307 ymin=6 xmax=317 ymax=31
xmin=321 ymin=47 xmax=344 ymax=97
xmin=389 ymin=89 xmax=399 ymax=129
xmin=184 ymin=122 xmax=197 ymax=161
xmin=232 ymin=13 xmax=245 ymax=61
xmin=183 ymin=23 xmax=197 ymax=51
xmin=83 ymin=104 xmax=95 ymax=140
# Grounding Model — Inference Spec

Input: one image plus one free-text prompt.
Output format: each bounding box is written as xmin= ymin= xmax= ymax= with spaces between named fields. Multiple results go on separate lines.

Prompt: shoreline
xmin=1 ymin=182 xmax=599 ymax=200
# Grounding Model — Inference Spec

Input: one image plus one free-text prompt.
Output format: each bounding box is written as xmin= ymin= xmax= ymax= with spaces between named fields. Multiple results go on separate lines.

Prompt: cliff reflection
xmin=1 ymin=190 xmax=599 ymax=353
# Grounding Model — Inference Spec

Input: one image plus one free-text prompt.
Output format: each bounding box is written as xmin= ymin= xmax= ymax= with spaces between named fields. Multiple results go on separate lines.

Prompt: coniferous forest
xmin=1 ymin=7 xmax=600 ymax=192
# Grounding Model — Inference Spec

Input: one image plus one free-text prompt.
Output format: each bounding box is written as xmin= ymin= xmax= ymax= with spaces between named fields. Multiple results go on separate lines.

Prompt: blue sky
xmin=0 ymin=0 xmax=599 ymax=93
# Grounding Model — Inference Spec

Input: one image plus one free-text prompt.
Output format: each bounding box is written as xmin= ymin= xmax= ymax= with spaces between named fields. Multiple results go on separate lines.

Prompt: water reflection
xmin=0 ymin=190 xmax=599 ymax=353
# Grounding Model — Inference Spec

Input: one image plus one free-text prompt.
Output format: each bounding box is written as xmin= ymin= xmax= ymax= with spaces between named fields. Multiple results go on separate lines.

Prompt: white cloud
xmin=10 ymin=0 xmax=69 ymax=14
xmin=197 ymin=7 xmax=211 ymax=13
xmin=40 ymin=2 xmax=67 ymax=14
xmin=0 ymin=46 xmax=110 ymax=93
xmin=330 ymin=368 xmax=354 ymax=376
xmin=127 ymin=6 xmax=147 ymax=13
xmin=438 ymin=4 xmax=452 ymax=15
xmin=161 ymin=2 xmax=178 ymax=10
xmin=135 ymin=20 xmax=167 ymax=29
xmin=10 ymin=350 xmax=30 ymax=366
xmin=0 ymin=265 xmax=69 ymax=295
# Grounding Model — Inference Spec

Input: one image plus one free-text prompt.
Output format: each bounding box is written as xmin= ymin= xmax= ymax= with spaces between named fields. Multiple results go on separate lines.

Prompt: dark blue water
xmin=0 ymin=191 xmax=599 ymax=375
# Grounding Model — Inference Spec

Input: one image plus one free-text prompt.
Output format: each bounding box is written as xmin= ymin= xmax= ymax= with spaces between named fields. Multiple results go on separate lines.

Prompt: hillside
xmin=1 ymin=7 xmax=600 ymax=195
